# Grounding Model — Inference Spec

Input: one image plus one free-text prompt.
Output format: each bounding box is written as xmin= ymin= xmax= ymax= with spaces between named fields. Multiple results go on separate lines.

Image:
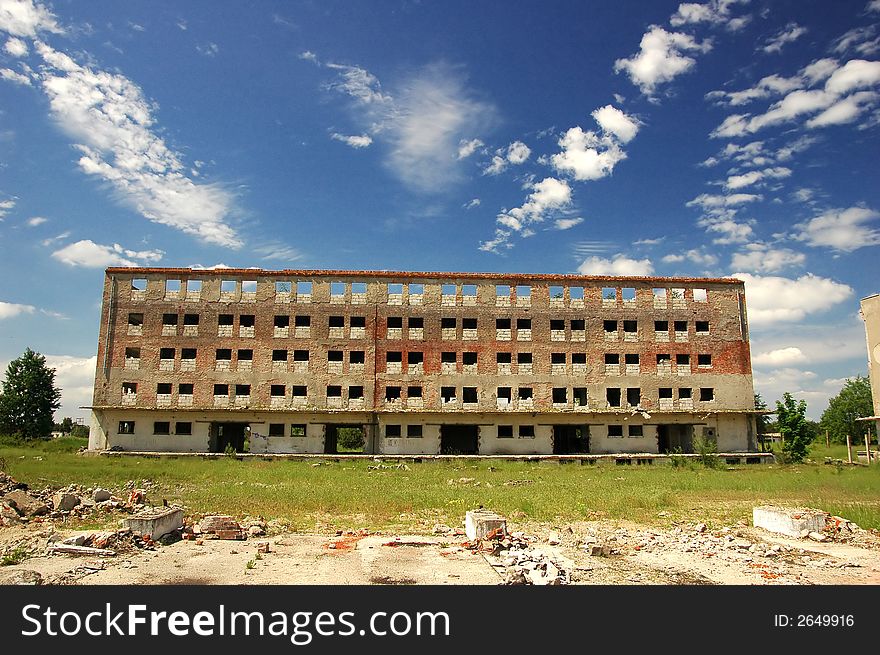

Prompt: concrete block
xmin=465 ymin=510 xmax=507 ymax=541
xmin=753 ymin=506 xmax=826 ymax=538
xmin=124 ymin=507 xmax=184 ymax=539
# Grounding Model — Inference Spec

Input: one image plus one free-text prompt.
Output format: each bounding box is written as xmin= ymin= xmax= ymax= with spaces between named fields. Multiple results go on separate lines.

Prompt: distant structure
xmin=859 ymin=294 xmax=880 ymax=435
xmin=87 ymin=268 xmax=760 ymax=455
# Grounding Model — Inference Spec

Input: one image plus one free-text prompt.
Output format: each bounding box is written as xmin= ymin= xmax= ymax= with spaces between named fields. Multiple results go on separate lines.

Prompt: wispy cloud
xmin=26 ymin=40 xmax=240 ymax=246
xmin=0 ymin=299 xmax=36 ymax=319
xmin=554 ymin=217 xmax=583 ymax=230
xmin=761 ymin=22 xmax=807 ymax=54
xmin=330 ymin=132 xmax=372 ymax=148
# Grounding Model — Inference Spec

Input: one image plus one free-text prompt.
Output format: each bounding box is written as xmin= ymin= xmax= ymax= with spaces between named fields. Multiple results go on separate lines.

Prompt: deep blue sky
xmin=1 ymin=0 xmax=879 ymax=419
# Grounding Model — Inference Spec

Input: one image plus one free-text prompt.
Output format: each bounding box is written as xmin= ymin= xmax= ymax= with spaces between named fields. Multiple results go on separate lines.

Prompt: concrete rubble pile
xmin=1 ymin=472 xmax=158 ymax=527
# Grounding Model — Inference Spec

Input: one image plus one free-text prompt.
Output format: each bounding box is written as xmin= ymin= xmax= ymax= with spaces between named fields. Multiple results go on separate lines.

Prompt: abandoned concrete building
xmin=86 ymin=268 xmax=760 ymax=455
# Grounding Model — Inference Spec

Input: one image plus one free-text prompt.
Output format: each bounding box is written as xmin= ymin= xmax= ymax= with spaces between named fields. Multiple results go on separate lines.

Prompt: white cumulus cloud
xmin=614 ymin=26 xmax=712 ymax=96
xmin=792 ymin=205 xmax=880 ymax=251
xmin=0 ymin=0 xmax=63 ymax=37
xmin=730 ymin=243 xmax=806 ymax=272
xmin=51 ymin=239 xmax=165 ymax=268
xmin=0 ymin=300 xmax=36 ymax=319
xmin=752 ymin=347 xmax=808 ymax=367
xmin=733 ymin=272 xmax=853 ymax=325
xmin=577 ymin=254 xmax=654 ymax=276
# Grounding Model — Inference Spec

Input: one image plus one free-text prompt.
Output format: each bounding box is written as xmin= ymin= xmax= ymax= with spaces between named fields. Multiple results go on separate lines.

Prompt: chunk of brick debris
xmin=52 ymin=492 xmax=81 ymax=512
xmin=93 ymin=488 xmax=112 ymax=502
xmin=808 ymin=532 xmax=828 ymax=542
xmin=127 ymin=489 xmax=146 ymax=505
xmin=256 ymin=541 xmax=270 ymax=554
xmin=547 ymin=532 xmax=561 ymax=545
xmin=432 ymin=523 xmax=452 ymax=535
xmin=248 ymin=525 xmax=265 ymax=537
xmin=197 ymin=515 xmax=246 ymax=540
xmin=3 ymin=490 xmax=49 ymax=517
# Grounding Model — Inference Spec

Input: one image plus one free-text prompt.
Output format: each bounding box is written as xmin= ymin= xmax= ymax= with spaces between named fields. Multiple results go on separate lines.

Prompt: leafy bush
xmin=693 ymin=434 xmax=722 ymax=469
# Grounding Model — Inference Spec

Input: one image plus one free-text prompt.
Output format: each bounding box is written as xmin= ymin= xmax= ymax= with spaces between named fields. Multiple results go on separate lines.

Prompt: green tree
xmin=776 ymin=392 xmax=810 ymax=463
xmin=0 ymin=348 xmax=62 ymax=440
xmin=819 ymin=375 xmax=875 ymax=444
xmin=58 ymin=417 xmax=74 ymax=435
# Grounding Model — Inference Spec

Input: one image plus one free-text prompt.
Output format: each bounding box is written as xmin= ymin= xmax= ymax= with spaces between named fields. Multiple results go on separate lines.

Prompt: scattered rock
xmin=52 ymin=492 xmax=81 ymax=512
xmin=93 ymin=488 xmax=112 ymax=502
xmin=0 ymin=569 xmax=42 ymax=585
xmin=808 ymin=531 xmax=828 ymax=542
xmin=3 ymin=490 xmax=49 ymax=517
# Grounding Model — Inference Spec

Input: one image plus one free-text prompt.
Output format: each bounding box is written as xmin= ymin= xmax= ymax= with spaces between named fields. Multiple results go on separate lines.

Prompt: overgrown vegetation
xmin=820 ymin=376 xmax=875 ymax=445
xmin=1 ymin=545 xmax=31 ymax=566
xmin=0 ymin=348 xmax=62 ymax=441
xmin=777 ymin=392 xmax=811 ymax=463
xmin=2 ymin=438 xmax=878 ymax=532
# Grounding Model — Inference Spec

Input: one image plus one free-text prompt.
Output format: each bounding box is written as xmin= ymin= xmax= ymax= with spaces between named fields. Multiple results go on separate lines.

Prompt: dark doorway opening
xmin=657 ymin=424 xmax=695 ymax=454
xmin=210 ymin=422 xmax=248 ymax=453
xmin=552 ymin=425 xmax=590 ymax=454
xmin=324 ymin=424 xmax=366 ymax=454
xmin=440 ymin=424 xmax=479 ymax=455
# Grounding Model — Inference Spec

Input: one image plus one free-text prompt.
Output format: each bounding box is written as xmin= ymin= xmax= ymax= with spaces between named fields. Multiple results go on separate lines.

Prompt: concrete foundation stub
xmin=465 ymin=510 xmax=507 ymax=541
xmin=124 ymin=507 xmax=184 ymax=540
xmin=753 ymin=506 xmax=826 ymax=538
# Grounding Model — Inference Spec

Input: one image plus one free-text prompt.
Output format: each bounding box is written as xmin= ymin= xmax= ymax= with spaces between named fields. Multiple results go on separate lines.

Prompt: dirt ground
xmin=1 ymin=517 xmax=878 ymax=585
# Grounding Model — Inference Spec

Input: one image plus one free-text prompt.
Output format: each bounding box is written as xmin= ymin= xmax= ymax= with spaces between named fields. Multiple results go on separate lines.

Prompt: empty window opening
xmin=552 ymin=387 xmax=567 ymax=404
xmin=407 ymin=425 xmax=423 ymax=438
xmin=386 ymin=351 xmax=402 ymax=363
xmin=165 ymin=279 xmax=181 ymax=294
xmin=627 ymin=388 xmax=641 ymax=406
xmin=608 ymin=425 xmax=623 ymax=437
xmin=154 ymin=421 xmax=171 ymax=435
xmin=328 ymin=350 xmax=344 ymax=362
xmin=693 ymin=288 xmax=708 ymax=302
xmin=441 ymin=386 xmax=457 ymax=402
xmin=517 ymin=352 xmax=532 ymax=364
xmin=653 ymin=288 xmax=666 ymax=300
xmin=676 ymin=354 xmax=690 ymax=366
xmin=290 ymin=424 xmax=306 ymax=437
xmin=569 ymin=286 xmax=584 ymax=301
xmin=385 ymin=425 xmax=402 ymax=438
xmin=408 ymin=283 xmax=424 ymax=296
xmin=462 ymin=284 xmax=477 ymax=298
xmin=218 ymin=313 xmax=233 ymax=326
xmin=463 ymin=317 xmax=477 ymax=330
xmin=625 ymin=353 xmax=639 ymax=365
xmin=178 ymin=383 xmax=193 ymax=395
xmin=239 ymin=314 xmax=255 ymax=327
xmin=183 ymin=313 xmax=199 ymax=326
xmin=220 ymin=280 xmax=236 ymax=295
xmin=462 ymin=387 xmax=478 ymax=403
xmin=294 ymin=315 xmax=310 ymax=327
xmin=674 ymin=320 xmax=688 ymax=332
xmin=291 ymin=385 xmax=307 ymax=398
xmin=698 ymin=354 xmax=712 ymax=367
xmin=214 ymin=384 xmax=229 ymax=396
xmin=623 ymin=320 xmax=638 ymax=334
xmin=268 ymin=424 xmax=285 ymax=437
xmin=495 ymin=284 xmax=511 ymax=298
xmin=128 ymin=313 xmax=143 ymax=326
xmin=605 ymin=353 xmax=620 ymax=365
xmin=628 ymin=425 xmax=643 ymax=437
xmin=516 ymin=285 xmax=531 ymax=298
xmin=270 ymin=385 xmax=286 ymax=397
xmin=163 ymin=313 xmax=178 ymax=326
xmin=125 ymin=347 xmax=140 ymax=359
xmin=242 ymin=280 xmax=257 ymax=294
xmin=216 ymin=348 xmax=232 ymax=361
xmin=549 ymin=285 xmax=564 ymax=300
xmin=407 ymin=385 xmax=423 ymax=398
xmin=602 ymin=287 xmax=617 ymax=301
xmin=175 ymin=422 xmax=192 ymax=436
xmin=329 ymin=315 xmax=345 ymax=328
xmin=621 ymin=287 xmax=636 ymax=301
xmin=387 ymin=283 xmax=403 ymax=296
xmin=696 ymin=320 xmax=710 ymax=334
xmin=496 ymin=352 xmax=512 ymax=364
xmin=326 ymin=385 xmax=342 ymax=398
xmin=498 ymin=425 xmax=513 ymax=439
xmin=657 ymin=354 xmax=671 ymax=365
xmin=385 ymin=386 xmax=401 ymax=401
xmin=441 ymin=317 xmax=456 ymax=329
xmin=678 ymin=388 xmax=692 ymax=399
xmin=275 ymin=281 xmax=292 ymax=295
xmin=235 ymin=384 xmax=251 ymax=397
xmin=655 ymin=320 xmax=668 ymax=332
xmin=350 ymin=316 xmax=366 ymax=328
xmin=132 ymin=278 xmax=146 ymax=291
xmin=351 ymin=282 xmax=367 ymax=295
xmin=497 ymin=387 xmax=512 ymax=401
xmin=518 ymin=387 xmax=533 ymax=401
xmin=330 ymin=282 xmax=346 ymax=297
xmin=156 ymin=383 xmax=172 ymax=395
xmin=516 ymin=318 xmax=531 ymax=330
xmin=237 ymin=349 xmax=252 ymax=361
xmin=119 ymin=421 xmax=135 ymax=434
xmin=519 ymin=425 xmax=535 ymax=439
xmin=186 ymin=279 xmax=201 ymax=293
xmin=441 ymin=283 xmax=457 ymax=297
xmin=659 ymin=388 xmax=673 ymax=399
xmin=349 ymin=386 xmax=364 ymax=399
xmin=441 ymin=351 xmax=457 ymax=363
xmin=572 ymin=353 xmax=586 ymax=365
xmin=552 ymin=352 xmax=566 ymax=364
xmin=550 ymin=319 xmax=565 ymax=331
xmin=387 ymin=316 xmax=403 ymax=329
xmin=296 ymin=281 xmax=312 ymax=296
xmin=409 ymin=317 xmax=424 ymax=328
xmin=571 ymin=319 xmax=585 ymax=331
xmin=606 ymin=388 xmax=621 ymax=407
xmin=408 ymin=351 xmax=424 ymax=364
xmin=350 ymin=351 xmax=365 ymax=364
xmin=700 ymin=388 xmax=715 ymax=401
xmin=293 ymin=350 xmax=309 ymax=361
xmin=603 ymin=320 xmax=617 ymax=333
xmin=496 ymin=317 xmax=511 ymax=329
xmin=573 ymin=387 xmax=588 ymax=406
xmin=463 ymin=352 xmax=477 ymax=366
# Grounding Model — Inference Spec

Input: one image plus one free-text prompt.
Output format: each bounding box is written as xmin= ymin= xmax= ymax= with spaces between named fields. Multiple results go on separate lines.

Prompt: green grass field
xmin=2 ymin=437 xmax=879 ymax=532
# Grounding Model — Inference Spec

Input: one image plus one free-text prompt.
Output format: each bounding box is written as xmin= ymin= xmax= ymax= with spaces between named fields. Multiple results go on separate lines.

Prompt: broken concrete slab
xmin=124 ymin=507 xmax=183 ymax=540
xmin=3 ymin=490 xmax=49 ymax=517
xmin=465 ymin=509 xmax=507 ymax=541
xmin=753 ymin=506 xmax=826 ymax=538
xmin=52 ymin=492 xmax=81 ymax=512
xmin=49 ymin=544 xmax=116 ymax=556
